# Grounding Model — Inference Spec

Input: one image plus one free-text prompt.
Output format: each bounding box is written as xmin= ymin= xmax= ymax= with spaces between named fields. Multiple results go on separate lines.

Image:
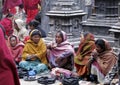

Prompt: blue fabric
xmin=28 ymin=70 xmax=36 ymax=76
xmin=19 ymin=60 xmax=48 ymax=74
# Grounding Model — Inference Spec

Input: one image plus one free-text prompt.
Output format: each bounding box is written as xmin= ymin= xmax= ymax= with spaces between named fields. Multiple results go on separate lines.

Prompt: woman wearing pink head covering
xmin=0 ymin=27 xmax=20 ymax=85
xmin=47 ymin=30 xmax=75 ymax=71
xmin=8 ymin=35 xmax=24 ymax=65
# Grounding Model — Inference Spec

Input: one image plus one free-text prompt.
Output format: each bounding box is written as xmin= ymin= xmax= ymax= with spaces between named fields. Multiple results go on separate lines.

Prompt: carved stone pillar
xmin=44 ymin=0 xmax=85 ymax=48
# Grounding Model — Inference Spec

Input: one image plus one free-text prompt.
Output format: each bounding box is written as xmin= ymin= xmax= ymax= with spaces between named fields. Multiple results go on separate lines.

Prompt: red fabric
xmin=0 ymin=18 xmax=13 ymax=37
xmin=2 ymin=0 xmax=22 ymax=14
xmin=26 ymin=9 xmax=39 ymax=24
xmin=24 ymin=36 xmax=30 ymax=43
xmin=0 ymin=28 xmax=20 ymax=85
xmin=9 ymin=35 xmax=24 ymax=63
xmin=23 ymin=0 xmax=40 ymax=23
xmin=9 ymin=7 xmax=17 ymax=14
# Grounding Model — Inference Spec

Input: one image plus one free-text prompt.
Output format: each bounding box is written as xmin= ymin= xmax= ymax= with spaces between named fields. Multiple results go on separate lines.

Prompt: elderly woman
xmin=19 ymin=29 xmax=48 ymax=76
xmin=47 ymin=30 xmax=75 ymax=71
xmin=74 ymin=33 xmax=95 ymax=80
xmin=90 ymin=39 xmax=117 ymax=83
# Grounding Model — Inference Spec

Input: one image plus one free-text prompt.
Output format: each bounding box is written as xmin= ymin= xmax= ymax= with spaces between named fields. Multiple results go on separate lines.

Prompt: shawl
xmin=0 ymin=17 xmax=13 ymax=37
xmin=96 ymin=40 xmax=117 ymax=75
xmin=48 ymin=31 xmax=75 ymax=67
xmin=22 ymin=38 xmax=48 ymax=65
xmin=9 ymin=35 xmax=24 ymax=63
xmin=74 ymin=33 xmax=95 ymax=65
xmin=0 ymin=28 xmax=20 ymax=85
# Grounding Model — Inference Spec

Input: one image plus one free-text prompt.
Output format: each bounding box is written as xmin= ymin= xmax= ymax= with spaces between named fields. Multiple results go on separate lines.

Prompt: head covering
xmin=8 ymin=35 xmax=24 ymax=63
xmin=30 ymin=29 xmax=41 ymax=37
xmin=0 ymin=15 xmax=13 ymax=37
xmin=47 ymin=30 xmax=75 ymax=68
xmin=15 ymin=19 xmax=25 ymax=30
xmin=75 ymin=33 xmax=95 ymax=65
xmin=76 ymin=33 xmax=95 ymax=55
xmin=60 ymin=30 xmax=67 ymax=41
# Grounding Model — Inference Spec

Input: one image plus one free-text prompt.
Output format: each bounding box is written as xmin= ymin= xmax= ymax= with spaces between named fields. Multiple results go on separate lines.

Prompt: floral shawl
xmin=74 ymin=33 xmax=95 ymax=65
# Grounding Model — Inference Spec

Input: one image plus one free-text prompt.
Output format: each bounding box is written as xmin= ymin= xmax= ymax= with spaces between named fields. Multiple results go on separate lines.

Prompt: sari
xmin=74 ymin=33 xmax=95 ymax=77
xmin=47 ymin=31 xmax=75 ymax=70
xmin=0 ymin=27 xmax=20 ymax=85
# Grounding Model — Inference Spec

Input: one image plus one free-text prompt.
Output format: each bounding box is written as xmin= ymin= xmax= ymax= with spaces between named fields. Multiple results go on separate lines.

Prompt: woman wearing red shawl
xmin=90 ymin=39 xmax=117 ymax=83
xmin=74 ymin=33 xmax=95 ymax=79
xmin=47 ymin=30 xmax=75 ymax=71
xmin=0 ymin=13 xmax=14 ymax=37
xmin=8 ymin=35 xmax=24 ymax=64
xmin=0 ymin=26 xmax=20 ymax=85
xmin=23 ymin=0 xmax=41 ymax=24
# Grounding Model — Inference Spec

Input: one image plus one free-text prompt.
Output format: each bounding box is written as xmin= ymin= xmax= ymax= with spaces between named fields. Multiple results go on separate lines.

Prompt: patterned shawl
xmin=74 ymin=33 xmax=95 ymax=65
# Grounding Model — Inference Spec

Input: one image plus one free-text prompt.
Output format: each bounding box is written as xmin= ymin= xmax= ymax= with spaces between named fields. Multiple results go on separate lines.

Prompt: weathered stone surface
xmin=44 ymin=0 xmax=85 ymax=48
xmin=82 ymin=0 xmax=119 ymax=47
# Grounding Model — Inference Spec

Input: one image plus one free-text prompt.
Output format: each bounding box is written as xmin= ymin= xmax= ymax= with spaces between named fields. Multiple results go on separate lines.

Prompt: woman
xmin=8 ymin=35 xmax=24 ymax=65
xmin=90 ymin=39 xmax=117 ymax=83
xmin=47 ymin=30 xmax=75 ymax=71
xmin=74 ymin=33 xmax=95 ymax=79
xmin=0 ymin=24 xmax=20 ymax=85
xmin=14 ymin=18 xmax=28 ymax=42
xmin=19 ymin=29 xmax=48 ymax=76
xmin=0 ymin=13 xmax=14 ymax=37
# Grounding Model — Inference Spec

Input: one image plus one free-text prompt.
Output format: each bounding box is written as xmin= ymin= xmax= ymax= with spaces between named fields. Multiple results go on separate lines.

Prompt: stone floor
xmin=20 ymin=71 xmax=62 ymax=85
xmin=20 ymin=79 xmax=62 ymax=85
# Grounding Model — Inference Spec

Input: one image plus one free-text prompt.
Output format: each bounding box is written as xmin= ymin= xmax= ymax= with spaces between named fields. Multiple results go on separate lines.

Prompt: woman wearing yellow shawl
xmin=19 ymin=29 xmax=48 ymax=76
xmin=74 ymin=33 xmax=95 ymax=79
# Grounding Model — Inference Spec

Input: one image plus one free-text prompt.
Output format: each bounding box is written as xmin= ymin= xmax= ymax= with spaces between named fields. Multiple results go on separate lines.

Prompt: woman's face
xmin=14 ymin=22 xmax=19 ymax=30
xmin=55 ymin=33 xmax=63 ymax=44
xmin=95 ymin=44 xmax=103 ymax=53
xmin=31 ymin=35 xmax=40 ymax=44
xmin=28 ymin=25 xmax=34 ymax=30
xmin=10 ymin=37 xmax=17 ymax=47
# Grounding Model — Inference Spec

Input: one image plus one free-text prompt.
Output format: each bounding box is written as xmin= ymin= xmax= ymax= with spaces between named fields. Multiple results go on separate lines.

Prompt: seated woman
xmin=74 ymin=33 xmax=95 ymax=80
xmin=8 ymin=35 xmax=24 ymax=65
xmin=47 ymin=30 xmax=75 ymax=71
xmin=90 ymin=39 xmax=117 ymax=83
xmin=19 ymin=29 xmax=48 ymax=76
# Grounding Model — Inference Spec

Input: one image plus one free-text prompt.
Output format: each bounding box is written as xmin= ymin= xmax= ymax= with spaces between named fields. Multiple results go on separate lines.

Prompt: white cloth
xmin=91 ymin=64 xmax=105 ymax=83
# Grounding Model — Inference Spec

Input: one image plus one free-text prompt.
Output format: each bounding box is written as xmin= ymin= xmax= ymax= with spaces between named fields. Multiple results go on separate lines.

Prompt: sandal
xmin=23 ymin=76 xmax=36 ymax=81
xmin=37 ymin=76 xmax=56 ymax=84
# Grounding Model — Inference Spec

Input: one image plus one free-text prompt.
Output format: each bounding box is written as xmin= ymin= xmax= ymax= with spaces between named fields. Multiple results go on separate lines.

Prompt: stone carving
xmin=45 ymin=0 xmax=85 ymax=48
